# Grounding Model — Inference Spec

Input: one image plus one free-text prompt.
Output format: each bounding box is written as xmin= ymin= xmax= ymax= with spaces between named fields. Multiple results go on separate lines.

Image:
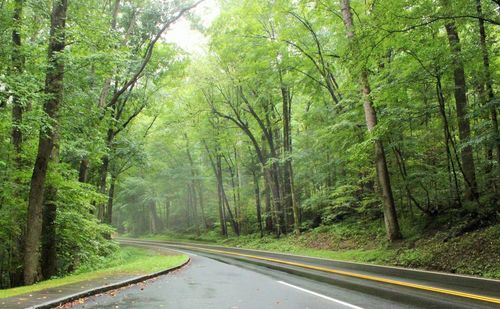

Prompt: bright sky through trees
xmin=165 ymin=0 xmax=220 ymax=54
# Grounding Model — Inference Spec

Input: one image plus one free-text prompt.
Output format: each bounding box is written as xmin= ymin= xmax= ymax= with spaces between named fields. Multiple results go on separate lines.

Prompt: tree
xmin=440 ymin=0 xmax=479 ymax=201
xmin=24 ymin=0 xmax=68 ymax=285
xmin=339 ymin=0 xmax=401 ymax=241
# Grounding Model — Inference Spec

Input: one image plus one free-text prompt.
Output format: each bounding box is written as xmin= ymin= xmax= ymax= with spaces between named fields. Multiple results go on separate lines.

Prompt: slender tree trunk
xmin=149 ymin=200 xmax=162 ymax=233
xmin=197 ymin=181 xmax=207 ymax=228
xmin=340 ymin=0 xmax=402 ymax=241
xmin=165 ymin=200 xmax=170 ymax=229
xmin=98 ymin=128 xmax=114 ymax=221
xmin=476 ymin=0 xmax=499 ymax=165
xmin=24 ymin=0 xmax=68 ymax=285
xmin=217 ymin=179 xmax=227 ymax=236
xmin=185 ymin=134 xmax=207 ymax=228
xmin=263 ymin=173 xmax=273 ymax=232
xmin=204 ymin=142 xmax=227 ymax=236
xmin=437 ymin=76 xmax=463 ymax=207
xmin=98 ymin=155 xmax=109 ymax=220
xmin=234 ymin=147 xmax=242 ymax=229
xmin=280 ymin=83 xmax=300 ymax=235
xmin=252 ymin=170 xmax=264 ymax=237
xmin=105 ymin=174 xmax=116 ymax=225
xmin=441 ymin=0 xmax=479 ymax=201
xmin=78 ymin=159 xmax=89 ymax=183
xmin=217 ymin=156 xmax=239 ymax=235
xmin=11 ymin=0 xmax=24 ymax=161
xmin=190 ymin=183 xmax=200 ymax=235
xmin=226 ymin=156 xmax=240 ymax=232
xmin=476 ymin=0 xmax=499 ymax=200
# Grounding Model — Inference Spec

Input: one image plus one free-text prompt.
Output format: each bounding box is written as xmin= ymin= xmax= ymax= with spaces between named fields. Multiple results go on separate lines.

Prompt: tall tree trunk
xmin=339 ymin=0 xmax=402 ymax=241
xmin=184 ymin=134 xmax=207 ymax=229
xmin=217 ymin=156 xmax=239 ymax=235
xmin=204 ymin=141 xmax=227 ymax=236
xmin=165 ymin=199 xmax=170 ymax=229
xmin=197 ymin=180 xmax=207 ymax=228
xmin=217 ymin=178 xmax=227 ymax=236
xmin=280 ymin=82 xmax=300 ymax=235
xmin=11 ymin=0 xmax=24 ymax=161
xmin=437 ymin=76 xmax=463 ymax=207
xmin=476 ymin=0 xmax=499 ymax=199
xmin=24 ymin=0 xmax=68 ymax=285
xmin=225 ymin=155 xmax=240 ymax=232
xmin=476 ymin=0 xmax=499 ymax=161
xmin=98 ymin=128 xmax=114 ymax=221
xmin=105 ymin=174 xmax=116 ymax=225
xmin=149 ymin=200 xmax=162 ymax=234
xmin=190 ymin=183 xmax=200 ymax=235
xmin=234 ymin=147 xmax=242 ymax=229
xmin=252 ymin=170 xmax=264 ymax=237
xmin=263 ymin=178 xmax=273 ymax=232
xmin=260 ymin=142 xmax=274 ymax=233
xmin=441 ymin=0 xmax=479 ymax=201
xmin=41 ymin=136 xmax=59 ymax=280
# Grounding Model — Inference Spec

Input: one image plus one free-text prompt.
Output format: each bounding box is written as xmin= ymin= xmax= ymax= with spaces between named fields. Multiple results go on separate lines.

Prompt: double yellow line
xmin=166 ymin=242 xmax=500 ymax=305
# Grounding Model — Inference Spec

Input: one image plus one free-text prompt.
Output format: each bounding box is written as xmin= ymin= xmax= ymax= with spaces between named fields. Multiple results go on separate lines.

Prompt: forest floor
xmin=141 ymin=221 xmax=500 ymax=279
xmin=0 ymin=247 xmax=188 ymax=299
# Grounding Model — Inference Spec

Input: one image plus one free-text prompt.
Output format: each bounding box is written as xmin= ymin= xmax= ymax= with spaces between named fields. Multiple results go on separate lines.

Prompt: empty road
xmin=71 ymin=239 xmax=500 ymax=309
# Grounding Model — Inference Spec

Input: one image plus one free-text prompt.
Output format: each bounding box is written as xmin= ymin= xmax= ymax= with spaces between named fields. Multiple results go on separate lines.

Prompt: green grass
xmin=0 ymin=247 xmax=188 ymax=299
xmin=137 ymin=231 xmax=397 ymax=267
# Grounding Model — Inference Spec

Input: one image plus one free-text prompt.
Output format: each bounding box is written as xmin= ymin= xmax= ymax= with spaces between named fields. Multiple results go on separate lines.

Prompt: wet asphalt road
xmin=72 ymin=252 xmax=398 ymax=309
xmin=70 ymin=241 xmax=500 ymax=309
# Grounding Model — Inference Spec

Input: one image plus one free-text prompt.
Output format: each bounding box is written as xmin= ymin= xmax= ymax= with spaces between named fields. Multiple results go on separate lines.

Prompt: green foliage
xmin=1 ymin=0 xmax=499 ymax=288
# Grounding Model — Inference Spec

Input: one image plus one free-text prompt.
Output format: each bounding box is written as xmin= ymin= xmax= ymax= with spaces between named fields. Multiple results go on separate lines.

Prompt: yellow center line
xmin=162 ymin=242 xmax=500 ymax=304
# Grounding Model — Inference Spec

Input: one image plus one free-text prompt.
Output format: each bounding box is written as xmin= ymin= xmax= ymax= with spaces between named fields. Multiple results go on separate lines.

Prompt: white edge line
xmin=277 ymin=280 xmax=364 ymax=309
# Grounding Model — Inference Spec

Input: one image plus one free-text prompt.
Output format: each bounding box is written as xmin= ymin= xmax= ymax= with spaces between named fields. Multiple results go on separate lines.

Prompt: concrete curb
xmin=28 ymin=257 xmax=190 ymax=309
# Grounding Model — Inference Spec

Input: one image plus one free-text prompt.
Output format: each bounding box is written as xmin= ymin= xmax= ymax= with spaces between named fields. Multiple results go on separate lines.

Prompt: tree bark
xmin=78 ymin=159 xmax=89 ymax=183
xmin=41 ymin=201 xmax=57 ymax=279
xmin=476 ymin=0 xmax=500 ymax=170
xmin=24 ymin=0 xmax=68 ymax=285
xmin=98 ymin=128 xmax=114 ymax=221
xmin=165 ymin=199 xmax=170 ymax=229
xmin=11 ymin=0 xmax=24 ymax=161
xmin=263 ymin=176 xmax=273 ymax=232
xmin=252 ymin=170 xmax=264 ymax=237
xmin=204 ymin=141 xmax=227 ymax=236
xmin=339 ymin=0 xmax=402 ymax=241
xmin=441 ymin=0 xmax=479 ymax=201
xmin=217 ymin=155 xmax=239 ymax=235
xmin=185 ymin=134 xmax=207 ymax=229
xmin=280 ymin=81 xmax=300 ymax=235
xmin=105 ymin=174 xmax=116 ymax=225
xmin=41 ymin=134 xmax=59 ymax=280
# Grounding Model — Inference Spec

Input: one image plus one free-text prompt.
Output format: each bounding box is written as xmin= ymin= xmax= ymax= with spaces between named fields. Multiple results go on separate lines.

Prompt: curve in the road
xmin=118 ymin=238 xmax=500 ymax=306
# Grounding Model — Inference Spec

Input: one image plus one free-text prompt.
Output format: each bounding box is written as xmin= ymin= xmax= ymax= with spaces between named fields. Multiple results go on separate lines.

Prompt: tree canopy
xmin=0 ymin=0 xmax=498 ymax=288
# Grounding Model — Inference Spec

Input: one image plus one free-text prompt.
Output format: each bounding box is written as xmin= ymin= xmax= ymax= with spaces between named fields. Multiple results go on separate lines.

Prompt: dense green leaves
xmin=0 ymin=0 xmax=498 ymax=288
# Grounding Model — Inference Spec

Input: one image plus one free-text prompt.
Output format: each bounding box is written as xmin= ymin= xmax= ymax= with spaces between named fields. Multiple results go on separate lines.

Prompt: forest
xmin=0 ymin=0 xmax=499 ymax=289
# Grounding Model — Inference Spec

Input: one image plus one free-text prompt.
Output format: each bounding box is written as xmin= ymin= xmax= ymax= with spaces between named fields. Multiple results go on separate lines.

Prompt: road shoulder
xmin=0 ymin=247 xmax=189 ymax=309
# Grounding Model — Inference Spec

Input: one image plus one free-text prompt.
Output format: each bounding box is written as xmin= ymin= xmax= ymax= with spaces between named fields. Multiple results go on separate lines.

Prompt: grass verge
xmin=138 ymin=223 xmax=500 ymax=279
xmin=0 ymin=247 xmax=188 ymax=299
